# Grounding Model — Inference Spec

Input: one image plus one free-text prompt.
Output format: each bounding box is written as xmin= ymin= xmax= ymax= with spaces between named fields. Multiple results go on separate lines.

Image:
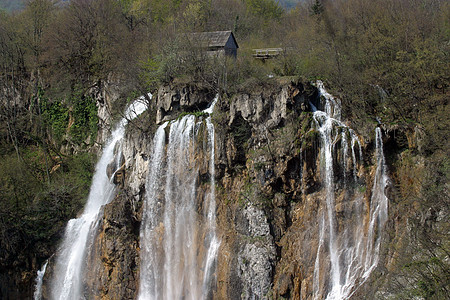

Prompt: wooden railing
xmin=252 ymin=48 xmax=284 ymax=59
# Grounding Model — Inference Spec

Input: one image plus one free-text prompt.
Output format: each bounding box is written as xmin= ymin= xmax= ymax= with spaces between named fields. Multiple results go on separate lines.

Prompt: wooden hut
xmin=189 ymin=31 xmax=239 ymax=58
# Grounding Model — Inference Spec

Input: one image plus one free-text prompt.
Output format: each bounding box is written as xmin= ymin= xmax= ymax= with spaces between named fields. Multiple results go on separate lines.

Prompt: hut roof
xmin=189 ymin=31 xmax=239 ymax=48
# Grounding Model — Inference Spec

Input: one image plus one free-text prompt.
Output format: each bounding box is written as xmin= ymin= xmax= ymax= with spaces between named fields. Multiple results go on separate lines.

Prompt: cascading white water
xmin=138 ymin=96 xmax=219 ymax=300
xmin=317 ymin=80 xmax=341 ymax=120
xmin=33 ymin=260 xmax=48 ymax=300
xmin=351 ymin=133 xmax=359 ymax=181
xmin=312 ymin=81 xmax=389 ymax=299
xmin=363 ymin=127 xmax=389 ymax=277
xmin=49 ymin=96 xmax=149 ymax=300
xmin=342 ymin=130 xmax=348 ymax=183
xmin=138 ymin=122 xmax=169 ymax=300
xmin=201 ymin=98 xmax=220 ymax=296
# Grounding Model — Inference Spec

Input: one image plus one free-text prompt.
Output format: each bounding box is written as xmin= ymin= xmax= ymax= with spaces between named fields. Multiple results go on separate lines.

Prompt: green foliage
xmin=148 ymin=0 xmax=182 ymax=24
xmin=69 ymin=89 xmax=98 ymax=145
xmin=59 ymin=152 xmax=96 ymax=203
xmin=357 ymin=185 xmax=366 ymax=193
xmin=291 ymin=0 xmax=449 ymax=128
xmin=180 ymin=0 xmax=210 ymax=31
xmin=238 ymin=174 xmax=272 ymax=209
xmin=300 ymin=112 xmax=312 ymax=135
xmin=225 ymin=51 xmax=276 ymax=94
xmin=139 ymin=38 xmax=184 ymax=86
xmin=377 ymin=149 xmax=449 ymax=299
xmin=271 ymin=53 xmax=300 ymax=77
xmin=310 ymin=0 xmax=323 ymax=16
xmin=39 ymin=91 xmax=69 ymax=142
xmin=176 ymin=111 xmax=208 ymax=120
xmin=0 ymin=149 xmax=95 ymax=268
xmin=238 ymin=175 xmax=254 ymax=207
xmin=244 ymin=0 xmax=283 ymax=21
xmin=230 ymin=114 xmax=252 ymax=150
xmin=139 ymin=57 xmax=161 ymax=90
xmin=0 ymin=154 xmax=41 ymax=209
xmin=39 ymin=87 xmax=98 ymax=146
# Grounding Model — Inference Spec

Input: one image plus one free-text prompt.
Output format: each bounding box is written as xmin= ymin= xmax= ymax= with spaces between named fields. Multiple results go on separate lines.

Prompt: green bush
xmin=39 ymin=90 xmax=69 ymax=143
xmin=0 ymin=149 xmax=95 ymax=268
xmin=39 ymin=87 xmax=99 ymax=146
xmin=69 ymin=89 xmax=98 ymax=145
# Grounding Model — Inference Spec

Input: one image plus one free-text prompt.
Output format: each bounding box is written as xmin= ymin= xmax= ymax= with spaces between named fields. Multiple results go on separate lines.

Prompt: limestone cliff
xmin=38 ymin=79 xmax=426 ymax=299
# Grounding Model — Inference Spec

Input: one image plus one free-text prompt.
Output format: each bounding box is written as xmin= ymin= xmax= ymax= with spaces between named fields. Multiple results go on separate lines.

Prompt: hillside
xmin=0 ymin=0 xmax=448 ymax=299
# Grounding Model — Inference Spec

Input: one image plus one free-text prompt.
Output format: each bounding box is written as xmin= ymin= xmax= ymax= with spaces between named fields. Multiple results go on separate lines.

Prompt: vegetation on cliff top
xmin=0 ymin=0 xmax=448 ymax=298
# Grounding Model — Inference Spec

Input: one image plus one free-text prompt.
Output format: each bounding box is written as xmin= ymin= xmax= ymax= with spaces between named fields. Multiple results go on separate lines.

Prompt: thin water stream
xmin=33 ymin=260 xmax=48 ymax=300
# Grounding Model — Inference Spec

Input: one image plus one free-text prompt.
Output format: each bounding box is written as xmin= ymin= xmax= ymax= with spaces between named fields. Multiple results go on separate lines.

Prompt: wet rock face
xmin=212 ymin=80 xmax=320 ymax=299
xmin=156 ymin=84 xmax=215 ymax=123
xmin=85 ymin=193 xmax=140 ymax=300
xmin=83 ymin=110 xmax=154 ymax=299
xmin=46 ymin=79 xmax=395 ymax=300
xmin=89 ymin=78 xmax=122 ymax=151
xmin=228 ymin=83 xmax=310 ymax=131
xmin=237 ymin=205 xmax=275 ymax=300
xmin=121 ymin=124 xmax=153 ymax=199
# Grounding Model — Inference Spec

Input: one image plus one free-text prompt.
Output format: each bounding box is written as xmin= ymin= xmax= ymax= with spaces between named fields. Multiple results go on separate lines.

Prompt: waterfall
xmin=138 ymin=121 xmax=169 ymax=300
xmin=351 ymin=133 xmax=359 ymax=181
xmin=138 ymin=96 xmax=219 ymax=300
xmin=315 ymin=111 xmax=341 ymax=296
xmin=363 ymin=127 xmax=389 ymax=277
xmin=312 ymin=82 xmax=389 ymax=299
xmin=48 ymin=95 xmax=149 ymax=300
xmin=33 ymin=260 xmax=48 ymax=300
xmin=202 ymin=97 xmax=220 ymax=296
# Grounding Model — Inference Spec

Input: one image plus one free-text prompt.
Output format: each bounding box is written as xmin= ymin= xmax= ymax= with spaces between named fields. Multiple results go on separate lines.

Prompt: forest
xmin=0 ymin=0 xmax=448 ymax=298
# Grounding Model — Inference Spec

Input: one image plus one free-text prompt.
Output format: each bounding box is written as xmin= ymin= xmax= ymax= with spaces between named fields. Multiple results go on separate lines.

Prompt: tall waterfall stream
xmin=312 ymin=81 xmax=389 ymax=299
xmin=46 ymin=97 xmax=149 ymax=300
xmin=138 ymin=96 xmax=219 ymax=300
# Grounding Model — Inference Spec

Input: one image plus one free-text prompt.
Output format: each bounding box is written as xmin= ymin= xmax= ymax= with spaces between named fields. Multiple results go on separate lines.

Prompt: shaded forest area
xmin=0 ymin=0 xmax=448 ymax=298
